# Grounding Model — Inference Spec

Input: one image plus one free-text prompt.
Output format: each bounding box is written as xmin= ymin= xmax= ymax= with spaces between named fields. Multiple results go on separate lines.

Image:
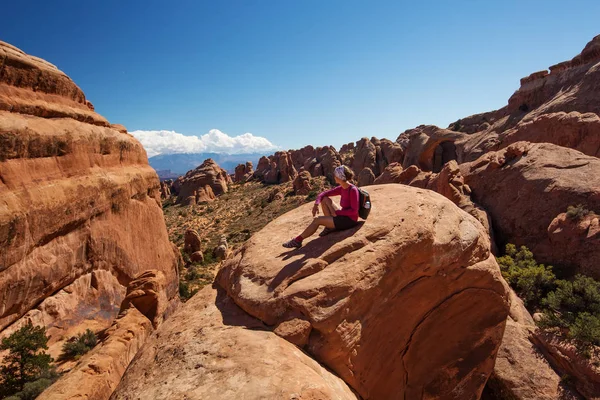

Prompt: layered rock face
xmin=253 ymin=151 xmax=298 ymax=184
xmin=0 ymin=41 xmax=179 ymax=337
xmin=111 ymin=286 xmax=358 ymax=400
xmin=460 ymin=142 xmax=600 ymax=278
xmin=40 ymin=271 xmax=169 ymax=400
xmin=175 ymin=158 xmax=231 ymax=205
xmin=0 ymin=42 xmax=178 ymax=400
xmin=218 ymin=184 xmax=510 ymax=399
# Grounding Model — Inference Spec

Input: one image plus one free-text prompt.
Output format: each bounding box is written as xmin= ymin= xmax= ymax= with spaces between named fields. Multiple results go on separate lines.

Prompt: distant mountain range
xmin=148 ymin=152 xmax=266 ymax=177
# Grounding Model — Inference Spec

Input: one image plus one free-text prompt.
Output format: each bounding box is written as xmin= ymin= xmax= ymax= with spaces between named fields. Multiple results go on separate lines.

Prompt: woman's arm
xmin=335 ymin=186 xmax=359 ymax=217
xmin=315 ymin=186 xmax=341 ymax=205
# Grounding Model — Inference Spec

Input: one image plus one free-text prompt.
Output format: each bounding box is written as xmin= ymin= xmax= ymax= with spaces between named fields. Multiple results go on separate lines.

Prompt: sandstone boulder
xmin=110 ymin=286 xmax=358 ymax=400
xmin=293 ymin=170 xmax=312 ymax=195
xmin=190 ymin=251 xmax=204 ymax=263
xmin=184 ymin=229 xmax=202 ymax=254
xmin=176 ymin=158 xmax=229 ymax=205
xmin=357 ymin=167 xmax=375 ymax=187
xmin=218 ymin=184 xmax=510 ymax=399
xmin=460 ymin=142 xmax=600 ymax=278
xmin=396 ymin=125 xmax=464 ymax=172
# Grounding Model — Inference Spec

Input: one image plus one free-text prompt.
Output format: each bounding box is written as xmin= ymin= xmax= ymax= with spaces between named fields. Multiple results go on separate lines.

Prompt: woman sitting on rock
xmin=283 ymin=165 xmax=359 ymax=248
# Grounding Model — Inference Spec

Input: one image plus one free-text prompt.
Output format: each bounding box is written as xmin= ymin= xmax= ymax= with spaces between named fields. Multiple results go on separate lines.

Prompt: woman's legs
xmin=299 ymin=216 xmax=335 ymax=239
xmin=320 ymin=197 xmax=339 ymax=217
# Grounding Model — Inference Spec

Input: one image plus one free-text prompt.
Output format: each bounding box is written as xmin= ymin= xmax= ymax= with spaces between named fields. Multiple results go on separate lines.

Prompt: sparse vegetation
xmin=59 ymin=329 xmax=97 ymax=361
xmin=566 ymin=204 xmax=590 ymax=220
xmin=497 ymin=244 xmax=600 ymax=355
xmin=0 ymin=322 xmax=55 ymax=399
xmin=163 ymin=179 xmax=332 ymax=301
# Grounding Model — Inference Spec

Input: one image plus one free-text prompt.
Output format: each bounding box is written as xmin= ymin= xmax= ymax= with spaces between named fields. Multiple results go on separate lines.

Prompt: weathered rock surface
xmin=532 ymin=331 xmax=600 ymax=400
xmin=40 ymin=270 xmax=170 ymax=400
xmin=110 ymin=286 xmax=358 ymax=400
xmin=0 ymin=270 xmax=125 ymax=363
xmin=184 ymin=229 xmax=202 ymax=254
xmin=357 ymin=167 xmax=376 ymax=187
xmin=233 ymin=161 xmax=254 ymax=182
xmin=39 ymin=307 xmax=153 ymax=400
xmin=218 ymin=184 xmax=510 ymax=399
xmin=293 ymin=170 xmax=312 ymax=195
xmin=396 ymin=125 xmax=464 ymax=172
xmin=0 ymin=41 xmax=178 ymax=334
xmin=460 ymin=142 xmax=600 ymax=278
xmin=254 ymin=151 xmax=298 ymax=184
xmin=484 ymin=290 xmax=577 ymax=400
xmin=450 ymin=35 xmax=600 ymax=157
xmin=176 ymin=158 xmax=230 ymax=205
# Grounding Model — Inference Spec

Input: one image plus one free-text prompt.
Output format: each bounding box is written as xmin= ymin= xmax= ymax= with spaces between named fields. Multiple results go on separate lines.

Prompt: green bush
xmin=566 ymin=204 xmax=590 ymax=220
xmin=569 ymin=312 xmax=600 ymax=347
xmin=59 ymin=329 xmax=97 ymax=361
xmin=498 ymin=245 xmax=600 ymax=353
xmin=17 ymin=377 xmax=53 ymax=400
xmin=496 ymin=244 xmax=556 ymax=307
xmin=306 ymin=190 xmax=318 ymax=202
xmin=0 ymin=322 xmax=53 ymax=398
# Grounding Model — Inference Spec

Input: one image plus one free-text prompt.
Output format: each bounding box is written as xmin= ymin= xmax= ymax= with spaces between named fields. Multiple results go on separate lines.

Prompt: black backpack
xmin=354 ymin=185 xmax=371 ymax=220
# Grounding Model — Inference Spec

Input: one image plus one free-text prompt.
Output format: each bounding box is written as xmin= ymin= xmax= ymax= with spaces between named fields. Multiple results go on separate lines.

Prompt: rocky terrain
xmin=2 ymin=34 xmax=600 ymax=400
xmin=0 ymin=41 xmax=179 ymax=398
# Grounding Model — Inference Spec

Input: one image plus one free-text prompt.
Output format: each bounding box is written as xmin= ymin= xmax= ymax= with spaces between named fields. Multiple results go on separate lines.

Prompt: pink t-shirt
xmin=315 ymin=185 xmax=359 ymax=221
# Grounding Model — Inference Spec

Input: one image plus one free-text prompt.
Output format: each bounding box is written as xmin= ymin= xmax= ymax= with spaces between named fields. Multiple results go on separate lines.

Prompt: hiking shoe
xmin=319 ymin=227 xmax=334 ymax=237
xmin=282 ymin=238 xmax=302 ymax=248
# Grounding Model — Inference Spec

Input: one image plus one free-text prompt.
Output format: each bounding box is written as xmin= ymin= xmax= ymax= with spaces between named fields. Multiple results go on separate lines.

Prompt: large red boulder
xmin=218 ymin=184 xmax=510 ymax=399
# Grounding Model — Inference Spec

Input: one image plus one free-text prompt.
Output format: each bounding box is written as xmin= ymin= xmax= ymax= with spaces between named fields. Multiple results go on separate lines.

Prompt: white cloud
xmin=129 ymin=129 xmax=279 ymax=157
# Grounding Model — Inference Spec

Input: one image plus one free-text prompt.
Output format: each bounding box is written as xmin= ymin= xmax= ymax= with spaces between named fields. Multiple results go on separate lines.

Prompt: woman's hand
xmin=312 ymin=203 xmax=319 ymax=217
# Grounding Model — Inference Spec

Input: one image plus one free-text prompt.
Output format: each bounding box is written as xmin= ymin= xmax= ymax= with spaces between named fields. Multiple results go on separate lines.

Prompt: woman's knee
xmin=321 ymin=196 xmax=332 ymax=205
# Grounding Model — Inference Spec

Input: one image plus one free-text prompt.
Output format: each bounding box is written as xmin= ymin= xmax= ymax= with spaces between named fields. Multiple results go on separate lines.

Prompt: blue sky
xmin=2 ymin=0 xmax=599 ymax=154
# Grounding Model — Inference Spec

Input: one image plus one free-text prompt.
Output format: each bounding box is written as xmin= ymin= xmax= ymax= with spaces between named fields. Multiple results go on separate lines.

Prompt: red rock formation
xmin=40 ymin=270 xmax=171 ymax=400
xmin=357 ymin=167 xmax=375 ymax=187
xmin=293 ymin=170 xmax=312 ymax=195
xmin=0 ymin=41 xmax=178 ymax=336
xmin=460 ymin=142 xmax=600 ymax=278
xmin=256 ymin=151 xmax=298 ymax=184
xmin=532 ymin=331 xmax=600 ymax=399
xmin=451 ymin=35 xmax=600 ymax=137
xmin=351 ymin=137 xmax=377 ymax=176
xmin=176 ymin=158 xmax=230 ymax=205
xmin=111 ymin=286 xmax=358 ymax=400
xmin=485 ymin=290 xmax=578 ymax=400
xmin=233 ymin=161 xmax=254 ymax=182
xmin=396 ymin=125 xmax=464 ymax=172
xmin=218 ymin=184 xmax=510 ymax=400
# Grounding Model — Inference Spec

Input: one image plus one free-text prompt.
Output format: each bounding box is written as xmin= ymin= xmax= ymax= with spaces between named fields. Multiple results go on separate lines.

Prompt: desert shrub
xmin=202 ymin=251 xmax=215 ymax=265
xmin=306 ymin=190 xmax=318 ymax=201
xmin=496 ymin=244 xmax=556 ymax=307
xmin=186 ymin=267 xmax=200 ymax=281
xmin=569 ymin=312 xmax=600 ymax=347
xmin=60 ymin=329 xmax=97 ymax=361
xmin=566 ymin=204 xmax=590 ymax=220
xmin=14 ymin=377 xmax=53 ymax=400
xmin=0 ymin=322 xmax=53 ymax=398
xmin=499 ymin=245 xmax=600 ymax=353
xmin=179 ymin=281 xmax=191 ymax=299
xmin=178 ymin=281 xmax=198 ymax=301
xmin=542 ymin=274 xmax=600 ymax=350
